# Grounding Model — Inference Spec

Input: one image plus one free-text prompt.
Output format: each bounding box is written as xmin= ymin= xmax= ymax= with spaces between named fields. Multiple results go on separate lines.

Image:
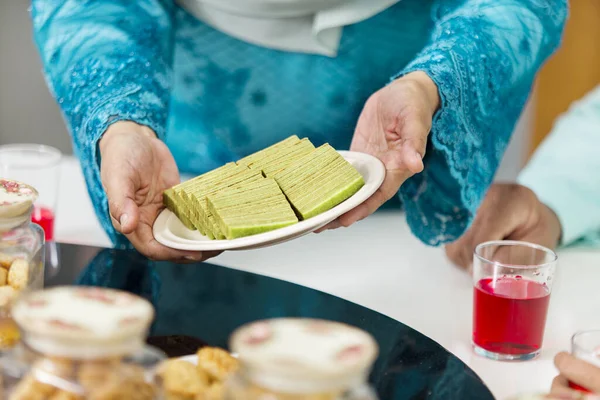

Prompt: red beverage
xmin=568 ymin=381 xmax=592 ymax=392
xmin=473 ymin=276 xmax=550 ymax=355
xmin=31 ymin=205 xmax=54 ymax=241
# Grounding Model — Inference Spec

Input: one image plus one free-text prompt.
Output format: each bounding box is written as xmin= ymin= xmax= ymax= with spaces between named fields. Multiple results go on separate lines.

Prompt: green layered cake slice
xmin=163 ymin=188 xmax=195 ymax=229
xmin=290 ymin=167 xmax=364 ymax=219
xmin=236 ymin=136 xmax=318 ymax=177
xmin=273 ymin=144 xmax=365 ymax=220
xmin=273 ymin=144 xmax=339 ymax=193
xmin=167 ymin=164 xmax=259 ymax=235
xmin=207 ymin=178 xmax=298 ymax=239
xmin=176 ymin=166 xmax=254 ymax=234
xmin=258 ymin=138 xmax=315 ymax=177
xmin=163 ymin=163 xmax=238 ymax=229
xmin=236 ymin=135 xmax=300 ymax=168
xmin=164 ymin=136 xmax=364 ymax=240
xmin=201 ymin=174 xmax=271 ymax=239
xmin=184 ymin=168 xmax=263 ymax=237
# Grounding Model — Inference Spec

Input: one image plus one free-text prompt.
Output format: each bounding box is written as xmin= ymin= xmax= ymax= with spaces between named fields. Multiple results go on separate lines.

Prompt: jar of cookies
xmin=0 ymin=286 xmax=166 ymax=399
xmin=0 ymin=179 xmax=46 ymax=349
xmin=224 ymin=318 xmax=380 ymax=400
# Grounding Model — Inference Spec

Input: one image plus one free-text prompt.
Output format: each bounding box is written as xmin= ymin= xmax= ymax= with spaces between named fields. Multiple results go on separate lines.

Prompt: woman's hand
xmin=444 ymin=183 xmax=562 ymax=270
xmin=550 ymin=352 xmax=600 ymax=399
xmin=99 ymin=121 xmax=220 ymax=262
xmin=317 ymin=71 xmax=439 ymax=232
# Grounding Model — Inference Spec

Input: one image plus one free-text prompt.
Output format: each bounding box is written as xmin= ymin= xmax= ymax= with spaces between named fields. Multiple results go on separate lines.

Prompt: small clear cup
xmin=472 ymin=240 xmax=557 ymax=361
xmin=568 ymin=330 xmax=600 ymax=393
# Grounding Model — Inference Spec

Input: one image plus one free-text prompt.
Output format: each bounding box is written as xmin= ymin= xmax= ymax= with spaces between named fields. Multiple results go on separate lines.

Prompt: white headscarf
xmin=176 ymin=0 xmax=401 ymax=57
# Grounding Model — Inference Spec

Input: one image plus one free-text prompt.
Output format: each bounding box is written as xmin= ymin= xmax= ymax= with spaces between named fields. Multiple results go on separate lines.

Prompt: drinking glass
xmin=0 ymin=144 xmax=62 ymax=277
xmin=569 ymin=330 xmax=600 ymax=392
xmin=472 ymin=240 xmax=557 ymax=361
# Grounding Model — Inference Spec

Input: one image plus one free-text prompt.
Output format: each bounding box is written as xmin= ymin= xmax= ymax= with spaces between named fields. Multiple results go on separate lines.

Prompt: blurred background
xmin=0 ymin=1 xmax=598 ymax=177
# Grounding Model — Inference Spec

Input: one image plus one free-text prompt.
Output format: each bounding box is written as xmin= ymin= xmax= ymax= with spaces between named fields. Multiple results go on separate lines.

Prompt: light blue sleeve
xmin=518 ymin=85 xmax=600 ymax=248
xmin=393 ymin=0 xmax=568 ymax=246
xmin=30 ymin=0 xmax=175 ymax=248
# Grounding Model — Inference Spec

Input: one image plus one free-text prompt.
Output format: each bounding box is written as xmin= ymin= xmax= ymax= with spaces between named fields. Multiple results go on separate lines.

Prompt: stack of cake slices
xmin=163 ymin=135 xmax=365 ymax=240
xmin=272 ymin=143 xmax=365 ymax=220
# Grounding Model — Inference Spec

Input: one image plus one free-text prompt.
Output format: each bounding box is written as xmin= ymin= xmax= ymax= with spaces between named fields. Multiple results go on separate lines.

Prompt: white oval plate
xmin=153 ymin=151 xmax=385 ymax=251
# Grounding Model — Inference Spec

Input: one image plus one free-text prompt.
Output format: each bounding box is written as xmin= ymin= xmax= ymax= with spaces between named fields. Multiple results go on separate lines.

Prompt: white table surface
xmin=55 ymin=157 xmax=600 ymax=400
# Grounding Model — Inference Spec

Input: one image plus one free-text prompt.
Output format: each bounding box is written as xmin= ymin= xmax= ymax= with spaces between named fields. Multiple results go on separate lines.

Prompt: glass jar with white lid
xmin=0 ymin=286 xmax=165 ymax=399
xmin=224 ymin=318 xmax=380 ymax=400
xmin=0 ymin=178 xmax=45 ymax=349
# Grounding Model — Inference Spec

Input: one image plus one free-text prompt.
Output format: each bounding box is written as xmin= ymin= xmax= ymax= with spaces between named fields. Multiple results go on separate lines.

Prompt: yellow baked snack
xmin=48 ymin=390 xmax=83 ymax=400
xmin=158 ymin=359 xmax=209 ymax=397
xmin=196 ymin=347 xmax=239 ymax=382
xmin=8 ymin=374 xmax=56 ymax=400
xmin=89 ymin=378 xmax=154 ymax=400
xmin=0 ymin=320 xmax=19 ymax=348
xmin=164 ymin=393 xmax=193 ymax=400
xmin=7 ymin=358 xmax=154 ymax=400
xmin=196 ymin=383 xmax=224 ymax=400
xmin=0 ymin=252 xmax=14 ymax=269
xmin=33 ymin=357 xmax=75 ymax=383
xmin=157 ymin=347 xmax=239 ymax=400
xmin=7 ymin=259 xmax=29 ymax=290
xmin=0 ymin=286 xmax=16 ymax=307
xmin=0 ymin=268 xmax=7 ymax=286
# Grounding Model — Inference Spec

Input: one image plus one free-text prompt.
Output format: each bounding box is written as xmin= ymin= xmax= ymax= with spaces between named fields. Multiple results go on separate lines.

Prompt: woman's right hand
xmin=99 ymin=121 xmax=220 ymax=262
xmin=550 ymin=352 xmax=600 ymax=399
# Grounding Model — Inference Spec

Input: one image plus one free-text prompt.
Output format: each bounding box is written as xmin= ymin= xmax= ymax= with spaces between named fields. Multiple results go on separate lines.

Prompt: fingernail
xmin=412 ymin=151 xmax=423 ymax=166
xmin=119 ymin=214 xmax=129 ymax=227
xmin=184 ymin=256 xmax=200 ymax=261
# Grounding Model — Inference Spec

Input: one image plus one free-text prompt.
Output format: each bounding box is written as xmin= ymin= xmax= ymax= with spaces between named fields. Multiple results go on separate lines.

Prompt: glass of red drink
xmin=0 ymin=144 xmax=62 ymax=276
xmin=472 ymin=240 xmax=557 ymax=361
xmin=568 ymin=330 xmax=600 ymax=392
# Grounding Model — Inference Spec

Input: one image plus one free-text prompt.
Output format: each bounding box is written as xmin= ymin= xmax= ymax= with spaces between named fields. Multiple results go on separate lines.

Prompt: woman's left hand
xmin=317 ymin=71 xmax=440 ymax=232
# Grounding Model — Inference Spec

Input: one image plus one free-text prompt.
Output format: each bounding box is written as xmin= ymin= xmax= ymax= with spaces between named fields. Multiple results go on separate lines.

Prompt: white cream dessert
xmin=229 ymin=318 xmax=379 ymax=395
xmin=11 ymin=286 xmax=154 ymax=359
xmin=0 ymin=179 xmax=37 ymax=225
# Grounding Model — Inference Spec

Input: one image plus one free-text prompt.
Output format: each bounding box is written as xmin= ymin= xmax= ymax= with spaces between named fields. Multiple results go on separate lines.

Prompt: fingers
xmin=550 ymin=375 xmax=588 ymax=400
xmin=408 ymin=149 xmax=424 ymax=174
xmin=444 ymin=201 xmax=504 ymax=270
xmin=314 ymin=219 xmax=342 ymax=233
xmin=555 ymin=352 xmax=600 ymax=394
xmin=395 ymin=118 xmax=429 ymax=174
xmin=109 ymin=197 xmax=139 ymax=235
xmin=550 ymin=374 xmax=600 ymax=399
xmin=338 ymin=169 xmax=412 ymax=227
xmin=444 ymin=184 xmax=533 ymax=270
xmin=336 ymin=138 xmax=420 ymax=229
xmin=103 ymin=167 xmax=140 ymax=235
xmin=126 ymin=218 xmax=221 ymax=263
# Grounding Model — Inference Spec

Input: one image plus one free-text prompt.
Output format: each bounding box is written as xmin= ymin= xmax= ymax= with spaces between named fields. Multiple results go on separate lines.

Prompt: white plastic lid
xmin=11 ymin=286 xmax=154 ymax=359
xmin=230 ymin=318 xmax=378 ymax=393
xmin=0 ymin=179 xmax=37 ymax=230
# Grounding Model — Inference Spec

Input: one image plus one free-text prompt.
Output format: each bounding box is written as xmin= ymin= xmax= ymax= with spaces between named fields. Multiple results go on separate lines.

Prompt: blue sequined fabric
xmin=30 ymin=0 xmax=567 ymax=247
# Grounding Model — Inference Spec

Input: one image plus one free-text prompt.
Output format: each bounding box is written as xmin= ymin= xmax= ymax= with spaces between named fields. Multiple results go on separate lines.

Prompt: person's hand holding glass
xmin=550 ymin=331 xmax=600 ymax=398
